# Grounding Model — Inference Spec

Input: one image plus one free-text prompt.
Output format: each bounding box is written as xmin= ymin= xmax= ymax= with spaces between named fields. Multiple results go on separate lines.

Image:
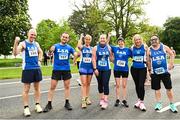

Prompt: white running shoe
xmin=35 ymin=104 xmax=43 ymax=113
xmin=24 ymin=107 xmax=31 ymax=117
xmin=76 ymin=79 xmax=81 ymax=86
xmin=134 ymin=100 xmax=141 ymax=108
xmin=139 ymin=102 xmax=146 ymax=111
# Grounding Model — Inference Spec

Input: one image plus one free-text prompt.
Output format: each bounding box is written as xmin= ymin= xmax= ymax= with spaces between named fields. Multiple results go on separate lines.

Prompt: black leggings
xmin=96 ymin=70 xmax=111 ymax=95
xmin=131 ymin=67 xmax=147 ymax=101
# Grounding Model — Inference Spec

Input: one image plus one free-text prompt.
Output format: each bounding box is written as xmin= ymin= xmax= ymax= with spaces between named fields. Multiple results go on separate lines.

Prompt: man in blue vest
xmin=147 ymin=35 xmax=178 ymax=113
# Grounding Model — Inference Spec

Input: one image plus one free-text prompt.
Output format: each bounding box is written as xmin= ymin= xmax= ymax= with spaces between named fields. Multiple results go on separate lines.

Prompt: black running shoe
xmin=122 ymin=100 xmax=129 ymax=108
xmin=114 ymin=99 xmax=120 ymax=107
xmin=64 ymin=102 xmax=73 ymax=110
xmin=43 ymin=103 xmax=52 ymax=113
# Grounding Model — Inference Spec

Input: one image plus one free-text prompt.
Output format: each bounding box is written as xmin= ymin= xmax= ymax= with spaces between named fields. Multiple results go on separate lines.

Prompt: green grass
xmin=0 ymin=65 xmax=78 ymax=79
xmin=0 ymin=58 xmax=180 ymax=80
xmin=0 ymin=58 xmax=22 ymax=67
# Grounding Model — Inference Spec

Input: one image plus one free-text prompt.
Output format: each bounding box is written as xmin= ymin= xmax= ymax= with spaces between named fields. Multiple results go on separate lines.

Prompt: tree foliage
xmin=161 ymin=17 xmax=180 ymax=53
xmin=0 ymin=0 xmax=31 ymax=56
xmin=36 ymin=19 xmax=77 ymax=51
xmin=68 ymin=0 xmax=112 ymax=45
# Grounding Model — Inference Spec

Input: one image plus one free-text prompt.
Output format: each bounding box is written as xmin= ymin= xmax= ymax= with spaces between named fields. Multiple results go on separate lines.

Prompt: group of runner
xmin=13 ymin=29 xmax=178 ymax=117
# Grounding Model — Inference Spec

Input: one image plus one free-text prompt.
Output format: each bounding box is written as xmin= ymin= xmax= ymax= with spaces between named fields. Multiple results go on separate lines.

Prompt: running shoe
xmin=154 ymin=102 xmax=162 ymax=111
xmin=134 ymin=100 xmax=141 ymax=108
xmin=101 ymin=100 xmax=108 ymax=110
xmin=86 ymin=97 xmax=92 ymax=105
xmin=35 ymin=104 xmax=43 ymax=113
xmin=64 ymin=102 xmax=73 ymax=110
xmin=169 ymin=103 xmax=178 ymax=113
xmin=43 ymin=103 xmax=52 ymax=112
xmin=114 ymin=99 xmax=120 ymax=107
xmin=139 ymin=102 xmax=146 ymax=111
xmin=81 ymin=98 xmax=87 ymax=109
xmin=24 ymin=107 xmax=31 ymax=117
xmin=122 ymin=100 xmax=129 ymax=108
xmin=99 ymin=99 xmax=104 ymax=106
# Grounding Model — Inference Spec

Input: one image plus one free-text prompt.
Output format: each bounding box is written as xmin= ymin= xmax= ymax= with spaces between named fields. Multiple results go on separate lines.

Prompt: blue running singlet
xmin=22 ymin=40 xmax=40 ymax=70
xmin=96 ymin=45 xmax=111 ymax=71
xmin=131 ymin=44 xmax=147 ymax=68
xmin=150 ymin=43 xmax=168 ymax=74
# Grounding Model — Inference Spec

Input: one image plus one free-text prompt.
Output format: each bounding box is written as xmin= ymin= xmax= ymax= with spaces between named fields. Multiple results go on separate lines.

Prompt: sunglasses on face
xmin=150 ymin=38 xmax=158 ymax=41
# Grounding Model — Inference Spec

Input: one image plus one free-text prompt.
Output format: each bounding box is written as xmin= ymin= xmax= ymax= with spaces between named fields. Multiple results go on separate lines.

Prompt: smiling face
xmin=99 ymin=34 xmax=107 ymax=45
xmin=118 ymin=40 xmax=125 ymax=47
xmin=28 ymin=29 xmax=37 ymax=42
xmin=133 ymin=34 xmax=143 ymax=47
xmin=60 ymin=33 xmax=69 ymax=44
xmin=150 ymin=35 xmax=160 ymax=47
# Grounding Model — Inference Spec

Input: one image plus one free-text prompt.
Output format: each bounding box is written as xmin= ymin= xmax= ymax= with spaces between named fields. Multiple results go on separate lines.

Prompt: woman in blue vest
xmin=76 ymin=34 xmax=93 ymax=109
xmin=92 ymin=34 xmax=113 ymax=109
xmin=147 ymin=35 xmax=178 ymax=113
xmin=111 ymin=37 xmax=132 ymax=107
xmin=130 ymin=34 xmax=148 ymax=111
xmin=13 ymin=29 xmax=43 ymax=117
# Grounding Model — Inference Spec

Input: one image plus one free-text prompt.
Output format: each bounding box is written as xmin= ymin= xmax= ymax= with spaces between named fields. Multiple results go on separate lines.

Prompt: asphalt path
xmin=0 ymin=66 xmax=180 ymax=119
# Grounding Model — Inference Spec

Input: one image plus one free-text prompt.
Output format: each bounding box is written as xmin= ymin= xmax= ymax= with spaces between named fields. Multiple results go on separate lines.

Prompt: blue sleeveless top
xmin=131 ymin=44 xmax=147 ymax=68
xmin=79 ymin=46 xmax=93 ymax=69
xmin=96 ymin=44 xmax=111 ymax=71
xmin=150 ymin=43 xmax=168 ymax=74
xmin=22 ymin=40 xmax=40 ymax=70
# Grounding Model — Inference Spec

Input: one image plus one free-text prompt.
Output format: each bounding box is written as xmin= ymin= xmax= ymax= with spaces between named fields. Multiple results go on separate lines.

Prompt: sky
xmin=28 ymin=0 xmax=180 ymax=28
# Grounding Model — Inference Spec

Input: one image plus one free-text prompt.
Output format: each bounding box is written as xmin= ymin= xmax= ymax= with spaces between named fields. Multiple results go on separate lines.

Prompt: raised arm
xmin=77 ymin=33 xmax=84 ymax=50
xmin=13 ymin=37 xmax=24 ymax=56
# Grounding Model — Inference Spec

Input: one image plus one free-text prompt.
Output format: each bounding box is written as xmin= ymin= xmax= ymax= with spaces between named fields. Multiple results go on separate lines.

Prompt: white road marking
xmin=0 ymin=78 xmax=50 ymax=86
xmin=157 ymin=102 xmax=180 ymax=113
xmin=0 ymin=83 xmax=97 ymax=100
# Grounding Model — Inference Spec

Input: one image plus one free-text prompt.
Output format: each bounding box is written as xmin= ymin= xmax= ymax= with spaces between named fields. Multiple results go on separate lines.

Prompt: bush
xmin=0 ymin=58 xmax=22 ymax=67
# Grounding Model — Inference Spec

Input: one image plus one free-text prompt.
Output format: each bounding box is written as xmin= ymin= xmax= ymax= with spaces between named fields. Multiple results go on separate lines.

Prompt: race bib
xmin=29 ymin=49 xmax=38 ymax=57
xmin=117 ymin=60 xmax=125 ymax=67
xmin=133 ymin=56 xmax=144 ymax=62
xmin=98 ymin=60 xmax=107 ymax=66
xmin=59 ymin=53 xmax=68 ymax=60
xmin=154 ymin=67 xmax=165 ymax=74
xmin=83 ymin=57 xmax=92 ymax=63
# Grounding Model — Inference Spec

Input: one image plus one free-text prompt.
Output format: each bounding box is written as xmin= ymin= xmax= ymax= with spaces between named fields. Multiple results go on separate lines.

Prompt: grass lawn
xmin=0 ymin=59 xmax=180 ymax=80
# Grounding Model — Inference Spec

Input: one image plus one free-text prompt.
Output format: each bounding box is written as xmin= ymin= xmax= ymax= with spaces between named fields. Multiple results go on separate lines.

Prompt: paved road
xmin=0 ymin=66 xmax=180 ymax=119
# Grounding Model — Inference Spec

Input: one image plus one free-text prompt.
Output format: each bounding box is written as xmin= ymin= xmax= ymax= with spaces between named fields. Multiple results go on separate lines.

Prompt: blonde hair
xmin=132 ymin=34 xmax=144 ymax=45
xmin=99 ymin=34 xmax=107 ymax=41
xmin=84 ymin=34 xmax=92 ymax=41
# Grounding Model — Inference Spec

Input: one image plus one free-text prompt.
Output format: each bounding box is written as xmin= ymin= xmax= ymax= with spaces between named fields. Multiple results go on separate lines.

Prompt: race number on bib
xmin=83 ymin=57 xmax=92 ymax=63
xmin=117 ymin=60 xmax=125 ymax=67
xmin=29 ymin=50 xmax=38 ymax=57
xmin=59 ymin=53 xmax=68 ymax=60
xmin=133 ymin=56 xmax=144 ymax=62
xmin=154 ymin=67 xmax=165 ymax=74
xmin=98 ymin=60 xmax=107 ymax=66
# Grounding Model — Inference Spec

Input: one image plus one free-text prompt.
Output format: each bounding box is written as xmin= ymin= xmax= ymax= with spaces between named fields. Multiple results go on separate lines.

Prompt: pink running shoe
xmin=101 ymin=100 xmax=108 ymax=110
xmin=100 ymin=99 xmax=104 ymax=106
xmin=134 ymin=100 xmax=141 ymax=108
xmin=139 ymin=102 xmax=146 ymax=111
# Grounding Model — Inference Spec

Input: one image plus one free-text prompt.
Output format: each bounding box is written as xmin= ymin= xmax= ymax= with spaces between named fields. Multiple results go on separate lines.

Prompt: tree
xmin=68 ymin=0 xmax=112 ymax=46
xmin=161 ymin=17 xmax=180 ymax=54
xmin=36 ymin=19 xmax=77 ymax=51
xmin=104 ymin=0 xmax=147 ymax=38
xmin=0 ymin=0 xmax=31 ymax=56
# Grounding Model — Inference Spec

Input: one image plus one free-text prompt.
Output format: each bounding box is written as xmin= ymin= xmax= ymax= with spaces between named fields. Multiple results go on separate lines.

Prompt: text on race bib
xmin=154 ymin=67 xmax=165 ymax=74
xmin=83 ymin=57 xmax=92 ymax=63
xmin=133 ymin=56 xmax=144 ymax=62
xmin=59 ymin=53 xmax=68 ymax=60
xmin=98 ymin=60 xmax=107 ymax=66
xmin=29 ymin=50 xmax=38 ymax=57
xmin=117 ymin=60 xmax=126 ymax=67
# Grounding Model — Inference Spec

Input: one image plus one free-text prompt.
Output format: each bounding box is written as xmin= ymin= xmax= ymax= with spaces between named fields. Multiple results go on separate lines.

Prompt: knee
xmin=50 ymin=85 xmax=56 ymax=91
xmin=64 ymin=84 xmax=70 ymax=90
xmin=122 ymin=84 xmax=126 ymax=89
